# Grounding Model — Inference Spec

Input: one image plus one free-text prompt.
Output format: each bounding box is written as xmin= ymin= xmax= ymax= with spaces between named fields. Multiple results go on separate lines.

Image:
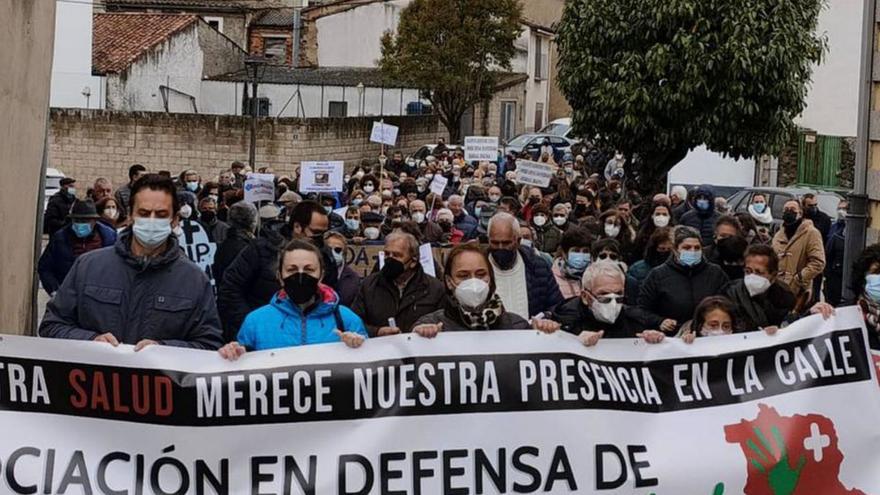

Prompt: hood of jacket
xmin=273 ymin=283 xmax=340 ymax=318
xmin=114 ymin=228 xmax=182 ymax=271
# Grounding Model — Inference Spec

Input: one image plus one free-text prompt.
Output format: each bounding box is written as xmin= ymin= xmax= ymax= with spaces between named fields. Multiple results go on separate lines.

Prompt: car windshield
xmin=540 ymin=123 xmax=571 ymax=137
xmin=507 ymin=135 xmax=534 ymax=147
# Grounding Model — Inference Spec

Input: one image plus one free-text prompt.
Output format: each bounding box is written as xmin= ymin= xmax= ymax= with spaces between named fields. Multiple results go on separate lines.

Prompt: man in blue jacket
xmin=38 ymin=200 xmax=117 ymax=296
xmin=40 ymin=174 xmax=223 ymax=351
xmin=679 ymin=185 xmax=721 ymax=247
xmin=487 ymin=212 xmax=564 ymax=320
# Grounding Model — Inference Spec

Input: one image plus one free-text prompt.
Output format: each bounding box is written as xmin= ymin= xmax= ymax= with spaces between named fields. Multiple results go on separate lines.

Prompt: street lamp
xmin=244 ymin=55 xmax=270 ymax=170
xmin=81 ymin=86 xmax=91 ymax=109
xmin=356 ymin=82 xmax=365 ymax=116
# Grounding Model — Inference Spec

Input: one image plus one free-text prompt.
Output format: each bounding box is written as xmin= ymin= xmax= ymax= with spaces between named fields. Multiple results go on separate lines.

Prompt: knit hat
xmin=227 ymin=201 xmax=258 ymax=231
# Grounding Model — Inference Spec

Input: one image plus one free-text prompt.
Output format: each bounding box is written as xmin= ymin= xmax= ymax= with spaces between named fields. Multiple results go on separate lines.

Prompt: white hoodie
xmin=748 ymin=204 xmax=773 ymax=225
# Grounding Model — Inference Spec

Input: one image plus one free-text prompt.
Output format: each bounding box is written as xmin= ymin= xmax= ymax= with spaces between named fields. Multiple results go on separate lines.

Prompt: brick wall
xmin=48 ymin=109 xmax=445 ymax=187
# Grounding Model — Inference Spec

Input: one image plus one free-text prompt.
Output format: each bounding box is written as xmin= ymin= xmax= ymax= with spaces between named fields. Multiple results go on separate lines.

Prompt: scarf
xmin=783 ymin=219 xmax=802 ymax=240
xmin=453 ymin=294 xmax=506 ymax=330
xmin=748 ymin=204 xmax=773 ymax=225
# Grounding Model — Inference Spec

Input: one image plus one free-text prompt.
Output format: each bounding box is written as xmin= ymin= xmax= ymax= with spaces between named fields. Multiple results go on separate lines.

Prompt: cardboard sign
xmin=419 ymin=243 xmax=436 ymax=277
xmin=177 ymin=219 xmax=217 ymax=286
xmin=370 ymin=121 xmax=399 ymax=146
xmin=464 ymin=136 xmax=499 ymax=162
xmin=299 ymin=161 xmax=344 ymax=193
xmin=243 ymin=173 xmax=275 ymax=203
xmin=515 ymin=159 xmax=556 ymax=187
xmin=429 ymin=175 xmax=449 ymax=196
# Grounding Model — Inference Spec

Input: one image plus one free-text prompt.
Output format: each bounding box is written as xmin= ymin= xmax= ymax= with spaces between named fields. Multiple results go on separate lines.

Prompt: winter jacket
xmin=552 ymin=298 xmax=648 ymax=338
xmin=212 ymin=229 xmax=253 ymax=289
xmin=237 ymin=286 xmax=367 ymax=350
xmin=771 ymin=219 xmax=826 ymax=299
xmin=414 ymin=300 xmax=531 ymax=331
xmin=453 ymin=212 xmax=479 ymax=240
xmin=38 ymin=222 xmax=118 ymax=295
xmin=723 ymin=279 xmax=795 ymax=330
xmin=43 ymin=190 xmax=76 ymax=235
xmin=511 ymin=246 xmax=565 ymax=317
xmin=351 ymin=266 xmax=447 ymax=336
xmin=114 ymin=184 xmax=132 ymax=223
xmin=638 ymin=257 xmax=729 ymax=328
xmin=805 ymin=209 xmax=832 ymax=244
xmin=678 ymin=185 xmax=719 ymax=246
xmin=823 ymin=221 xmax=846 ymax=305
xmin=39 ymin=230 xmax=223 ymax=349
xmin=202 ymin=218 xmax=230 ymax=245
xmin=418 ymin=220 xmax=445 ymax=244
xmin=551 ymin=258 xmax=583 ymax=300
xmin=336 ymin=265 xmax=362 ymax=307
xmin=534 ymin=225 xmax=562 ymax=254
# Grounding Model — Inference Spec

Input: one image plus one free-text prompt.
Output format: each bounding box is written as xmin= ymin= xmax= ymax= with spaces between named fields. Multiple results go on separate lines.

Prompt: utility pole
xmin=245 ymin=55 xmax=268 ymax=170
xmin=842 ymin=0 xmax=876 ymax=301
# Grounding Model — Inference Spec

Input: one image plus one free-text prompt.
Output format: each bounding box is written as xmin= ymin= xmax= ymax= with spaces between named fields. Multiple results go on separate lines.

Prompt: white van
xmin=44 ymin=168 xmax=66 ymax=211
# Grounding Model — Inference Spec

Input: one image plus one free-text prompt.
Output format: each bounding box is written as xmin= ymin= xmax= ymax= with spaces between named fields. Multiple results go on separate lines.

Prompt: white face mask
xmin=104 ymin=208 xmax=118 ymax=220
xmin=520 ymin=238 xmax=533 ymax=248
xmin=590 ymin=297 xmax=622 ymax=324
xmin=364 ymin=227 xmax=380 ymax=240
xmin=743 ymin=274 xmax=772 ymax=297
xmin=412 ymin=212 xmax=426 ymax=224
xmin=363 ymin=185 xmax=375 ymax=193
xmin=454 ymin=278 xmax=490 ymax=309
xmin=553 ymin=215 xmax=567 ymax=226
xmin=701 ymin=328 xmax=728 ymax=337
xmin=489 ymin=195 xmax=501 ymax=203
xmin=653 ymin=214 xmax=670 ymax=228
xmin=179 ymin=204 xmax=192 ymax=219
xmin=604 ymin=224 xmax=621 ymax=238
xmin=133 ymin=217 xmax=172 ymax=248
xmin=533 ymin=215 xmax=547 ymax=227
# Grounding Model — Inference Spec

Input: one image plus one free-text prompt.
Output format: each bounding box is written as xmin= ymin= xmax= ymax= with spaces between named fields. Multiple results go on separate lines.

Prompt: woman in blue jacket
xmin=218 ymin=239 xmax=367 ymax=360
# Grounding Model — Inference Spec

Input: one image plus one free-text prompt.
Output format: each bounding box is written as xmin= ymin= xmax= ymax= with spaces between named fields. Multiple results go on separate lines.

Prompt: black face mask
xmin=439 ymin=221 xmax=453 ymax=232
xmin=381 ymin=257 xmax=407 ymax=281
xmin=200 ymin=211 xmax=216 ymax=224
xmin=490 ymin=248 xmax=517 ymax=270
xmin=805 ymin=206 xmax=819 ymax=218
xmin=647 ymin=249 xmax=670 ymax=267
xmin=283 ymin=272 xmax=319 ymax=305
xmin=716 ymin=236 xmax=747 ymax=262
xmin=310 ymin=233 xmax=325 ymax=248
xmin=782 ymin=211 xmax=799 ymax=226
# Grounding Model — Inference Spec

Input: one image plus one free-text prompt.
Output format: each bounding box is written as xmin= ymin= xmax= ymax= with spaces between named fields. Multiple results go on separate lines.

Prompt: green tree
xmin=556 ymin=0 xmax=827 ymax=193
xmin=379 ymin=0 xmax=523 ymax=143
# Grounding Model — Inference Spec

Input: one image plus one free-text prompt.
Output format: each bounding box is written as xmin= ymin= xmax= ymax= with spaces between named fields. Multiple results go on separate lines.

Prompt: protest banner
xmin=178 ymin=219 xmax=217 ymax=286
xmin=429 ymin=174 xmax=449 ymax=196
xmin=299 ymin=161 xmax=344 ymax=193
xmin=465 ymin=136 xmax=499 ymax=162
xmin=370 ymin=121 xmax=399 ymax=146
xmin=243 ymin=173 xmax=275 ymax=203
xmin=0 ymin=308 xmax=877 ymax=494
xmin=515 ymin=159 xmax=557 ymax=187
xmin=344 ymin=244 xmax=453 ymax=276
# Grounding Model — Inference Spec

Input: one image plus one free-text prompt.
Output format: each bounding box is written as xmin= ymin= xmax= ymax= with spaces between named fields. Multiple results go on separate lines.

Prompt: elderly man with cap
xmin=277 ymin=190 xmax=301 ymax=222
xmin=38 ymin=199 xmax=118 ymax=297
xmin=44 ymin=177 xmax=78 ymax=236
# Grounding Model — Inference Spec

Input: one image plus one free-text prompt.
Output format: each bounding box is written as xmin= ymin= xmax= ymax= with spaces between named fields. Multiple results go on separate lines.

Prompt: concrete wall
xmin=106 ymin=25 xmax=203 ymax=112
xmin=201 ymin=80 xmax=423 ymax=118
xmin=198 ymin=22 xmax=246 ymax=79
xmin=48 ymin=110 xmax=445 ymax=187
xmin=315 ymin=0 xmax=409 ymax=67
xmin=1 ymin=0 xmax=57 ymax=335
xmin=50 ymin=0 xmax=105 ymax=109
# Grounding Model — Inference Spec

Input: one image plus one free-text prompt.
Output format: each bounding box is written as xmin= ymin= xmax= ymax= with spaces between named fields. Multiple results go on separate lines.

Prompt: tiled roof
xmin=104 ymin=0 xmax=249 ymax=9
xmin=252 ymin=8 xmax=296 ymax=26
xmin=93 ymin=13 xmax=199 ymax=74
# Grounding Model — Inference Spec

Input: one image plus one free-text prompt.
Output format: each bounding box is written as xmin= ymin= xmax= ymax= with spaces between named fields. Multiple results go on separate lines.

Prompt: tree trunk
xmin=630 ymin=146 xmax=689 ymax=197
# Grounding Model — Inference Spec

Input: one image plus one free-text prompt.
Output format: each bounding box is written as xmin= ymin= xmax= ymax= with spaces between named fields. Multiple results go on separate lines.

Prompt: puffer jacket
xmin=39 ymin=230 xmax=223 ymax=349
xmin=678 ymin=185 xmax=720 ymax=246
xmin=237 ymin=285 xmax=367 ymax=350
xmin=351 ymin=266 xmax=447 ymax=336
xmin=638 ymin=256 xmax=729 ymax=328
xmin=534 ymin=224 xmax=562 ymax=254
xmin=38 ymin=222 xmax=117 ymax=294
xmin=771 ymin=219 xmax=826 ymax=299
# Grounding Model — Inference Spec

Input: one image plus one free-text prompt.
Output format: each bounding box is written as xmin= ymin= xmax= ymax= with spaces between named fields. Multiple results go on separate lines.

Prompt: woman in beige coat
xmin=771 ymin=200 xmax=826 ymax=310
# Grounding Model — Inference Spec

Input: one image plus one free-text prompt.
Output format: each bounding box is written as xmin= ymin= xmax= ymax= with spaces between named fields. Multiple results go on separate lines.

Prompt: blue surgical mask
xmin=345 ymin=219 xmax=360 ymax=231
xmin=696 ymin=199 xmax=711 ymax=211
xmin=332 ymin=248 xmax=345 ymax=267
xmin=186 ymin=181 xmax=199 ymax=192
xmin=753 ymin=203 xmax=766 ymax=214
xmin=324 ymin=205 xmax=333 ymax=214
xmin=679 ymin=250 xmax=702 ymax=267
xmin=133 ymin=217 xmax=172 ymax=248
xmin=567 ymin=252 xmax=591 ymax=271
xmin=866 ymin=274 xmax=880 ymax=302
xmin=71 ymin=222 xmax=93 ymax=238
xmin=475 ymin=207 xmax=482 ymax=217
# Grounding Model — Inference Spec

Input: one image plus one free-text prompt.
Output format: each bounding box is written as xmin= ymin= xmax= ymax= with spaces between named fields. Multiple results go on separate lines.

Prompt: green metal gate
xmin=797 ymin=133 xmax=841 ymax=188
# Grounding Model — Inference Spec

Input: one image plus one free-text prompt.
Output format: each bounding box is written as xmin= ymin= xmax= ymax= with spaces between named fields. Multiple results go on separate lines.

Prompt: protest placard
xmin=464 ymin=136 xmax=499 ymax=162
xmin=515 ymin=159 xmax=556 ymax=187
xmin=370 ymin=121 xmax=399 ymax=146
xmin=243 ymin=173 xmax=275 ymax=203
xmin=299 ymin=161 xmax=344 ymax=193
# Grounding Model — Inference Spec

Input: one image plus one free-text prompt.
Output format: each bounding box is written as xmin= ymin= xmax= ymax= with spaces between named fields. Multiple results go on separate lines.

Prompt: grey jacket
xmin=39 ymin=230 xmax=223 ymax=350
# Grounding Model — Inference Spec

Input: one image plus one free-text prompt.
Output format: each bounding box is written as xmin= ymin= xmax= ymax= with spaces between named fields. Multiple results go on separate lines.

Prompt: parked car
xmin=44 ymin=167 xmax=65 ymax=211
xmin=727 ymin=187 xmax=845 ymax=225
xmin=502 ymin=133 xmax=573 ymax=162
xmin=538 ymin=118 xmax=573 ymax=139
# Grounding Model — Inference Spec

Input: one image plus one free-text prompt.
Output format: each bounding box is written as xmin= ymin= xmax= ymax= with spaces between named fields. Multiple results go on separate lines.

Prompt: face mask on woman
xmin=653 ymin=214 xmax=670 ymax=228
xmin=363 ymin=184 xmax=375 ymax=194
xmin=553 ymin=215 xmax=567 ymax=227
xmin=567 ymin=252 xmax=590 ymax=271
xmin=179 ymin=205 xmax=192 ymax=219
xmin=533 ymin=215 xmax=547 ymax=227
xmin=679 ymin=250 xmax=702 ymax=267
xmin=283 ymin=272 xmax=319 ymax=305
xmin=454 ymin=278 xmax=490 ymax=309
xmin=752 ymin=203 xmax=766 ymax=214
xmin=104 ymin=208 xmax=118 ymax=220
xmin=865 ymin=274 xmax=880 ymax=302
xmin=604 ymin=223 xmax=620 ymax=238
xmin=364 ymin=227 xmax=380 ymax=240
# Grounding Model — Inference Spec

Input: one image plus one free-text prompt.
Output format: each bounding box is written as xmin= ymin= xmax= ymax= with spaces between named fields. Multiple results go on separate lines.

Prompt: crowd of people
xmin=36 ymin=142 xmax=880 ymax=359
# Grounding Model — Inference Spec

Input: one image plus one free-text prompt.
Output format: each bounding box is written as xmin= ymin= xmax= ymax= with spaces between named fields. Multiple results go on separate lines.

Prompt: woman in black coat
xmin=638 ymin=226 xmax=729 ymax=333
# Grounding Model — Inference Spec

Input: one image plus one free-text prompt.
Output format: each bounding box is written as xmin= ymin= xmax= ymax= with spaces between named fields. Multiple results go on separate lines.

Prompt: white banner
xmin=178 ymin=219 xmax=217 ymax=286
xmin=243 ymin=173 xmax=275 ymax=203
xmin=516 ymin=159 xmax=557 ymax=187
xmin=0 ymin=307 xmax=878 ymax=494
xmin=299 ymin=161 xmax=344 ymax=193
xmin=465 ymin=136 xmax=499 ymax=162
xmin=370 ymin=121 xmax=399 ymax=146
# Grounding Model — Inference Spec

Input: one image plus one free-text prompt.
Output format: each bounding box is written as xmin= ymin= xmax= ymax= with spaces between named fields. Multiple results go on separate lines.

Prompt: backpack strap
xmin=334 ymin=307 xmax=346 ymax=334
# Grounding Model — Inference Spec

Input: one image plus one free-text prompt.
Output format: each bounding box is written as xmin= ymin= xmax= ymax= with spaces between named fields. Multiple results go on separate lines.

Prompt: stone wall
xmin=777 ymin=130 xmax=856 ymax=189
xmin=48 ymin=109 xmax=445 ymax=186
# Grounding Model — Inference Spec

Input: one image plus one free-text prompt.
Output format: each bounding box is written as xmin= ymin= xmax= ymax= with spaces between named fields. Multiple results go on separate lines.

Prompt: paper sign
xmin=243 ymin=173 xmax=275 ymax=203
xmin=419 ymin=243 xmax=436 ymax=277
xmin=299 ymin=161 xmax=344 ymax=193
xmin=515 ymin=159 xmax=556 ymax=187
xmin=370 ymin=121 xmax=399 ymax=146
xmin=178 ymin=219 xmax=217 ymax=287
xmin=464 ymin=136 xmax=499 ymax=162
xmin=429 ymin=175 xmax=449 ymax=196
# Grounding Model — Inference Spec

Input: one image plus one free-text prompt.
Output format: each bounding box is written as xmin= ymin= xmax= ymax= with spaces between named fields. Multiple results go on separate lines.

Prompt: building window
xmin=534 ymin=35 xmax=549 ymax=80
xmin=263 ymin=36 xmax=288 ymax=60
xmin=243 ymin=97 xmax=271 ymax=117
xmin=203 ymin=16 xmax=223 ymax=33
xmin=534 ymin=102 xmax=544 ymax=131
xmin=501 ymin=101 xmax=517 ymax=142
xmin=328 ymin=101 xmax=348 ymax=118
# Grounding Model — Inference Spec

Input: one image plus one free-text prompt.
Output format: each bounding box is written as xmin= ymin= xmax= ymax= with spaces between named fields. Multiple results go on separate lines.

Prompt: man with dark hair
xmin=40 ymin=174 xmax=223 ymax=350
xmin=723 ymin=244 xmax=795 ymax=331
xmin=704 ymin=215 xmax=748 ymax=280
xmin=219 ymin=200 xmax=335 ymax=338
xmin=114 ymin=164 xmax=147 ymax=223
xmin=44 ymin=177 xmax=78 ymax=235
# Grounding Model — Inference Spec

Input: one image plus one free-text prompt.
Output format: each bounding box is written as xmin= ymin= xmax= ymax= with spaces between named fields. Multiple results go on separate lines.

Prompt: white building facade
xmin=50 ymin=0 xmax=105 ymax=109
